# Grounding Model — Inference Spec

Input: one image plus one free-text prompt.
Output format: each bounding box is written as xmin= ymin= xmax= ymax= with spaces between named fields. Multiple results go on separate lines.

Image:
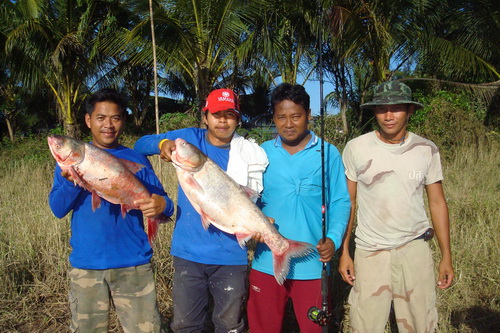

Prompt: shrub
xmin=159 ymin=111 xmax=198 ymax=132
xmin=409 ymin=91 xmax=488 ymax=154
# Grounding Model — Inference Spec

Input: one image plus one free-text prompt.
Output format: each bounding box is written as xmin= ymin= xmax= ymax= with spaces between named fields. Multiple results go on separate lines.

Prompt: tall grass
xmin=0 ymin=130 xmax=498 ymax=332
xmin=0 ymin=154 xmax=70 ymax=332
xmin=435 ymin=134 xmax=500 ymax=332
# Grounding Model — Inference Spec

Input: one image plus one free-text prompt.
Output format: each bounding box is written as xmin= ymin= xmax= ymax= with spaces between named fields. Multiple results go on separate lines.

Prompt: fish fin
xmin=235 ymin=233 xmax=252 ymax=248
xmin=155 ymin=214 xmax=173 ymax=224
xmin=119 ymin=159 xmax=145 ymax=174
xmin=146 ymin=215 xmax=173 ymax=246
xmin=272 ymin=240 xmax=315 ymax=285
xmin=91 ymin=191 xmax=101 ymax=211
xmin=68 ymin=166 xmax=86 ymax=188
xmin=184 ymin=173 xmax=205 ymax=194
xmin=120 ymin=204 xmax=128 ymax=218
xmin=240 ymin=185 xmax=260 ymax=202
xmin=200 ymin=212 xmax=212 ymax=230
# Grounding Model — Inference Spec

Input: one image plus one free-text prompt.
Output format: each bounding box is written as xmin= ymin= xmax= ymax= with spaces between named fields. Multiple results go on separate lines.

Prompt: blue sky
xmin=302 ymin=79 xmax=336 ymax=116
xmin=276 ymin=73 xmax=337 ymax=116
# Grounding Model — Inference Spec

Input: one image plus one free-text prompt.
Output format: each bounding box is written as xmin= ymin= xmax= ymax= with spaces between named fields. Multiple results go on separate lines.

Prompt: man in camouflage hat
xmin=339 ymin=81 xmax=454 ymax=332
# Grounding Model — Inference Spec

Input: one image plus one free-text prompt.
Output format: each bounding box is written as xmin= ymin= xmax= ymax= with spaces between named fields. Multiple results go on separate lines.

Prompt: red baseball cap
xmin=202 ymin=89 xmax=240 ymax=117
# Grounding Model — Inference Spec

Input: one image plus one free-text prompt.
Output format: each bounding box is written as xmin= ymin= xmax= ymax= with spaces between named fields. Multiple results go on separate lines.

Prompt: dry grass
xmin=434 ymin=134 xmax=500 ymax=332
xmin=0 ymin=134 xmax=498 ymax=332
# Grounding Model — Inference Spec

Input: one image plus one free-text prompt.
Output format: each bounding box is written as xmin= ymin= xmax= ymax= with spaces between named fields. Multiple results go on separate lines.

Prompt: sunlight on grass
xmin=0 ymin=135 xmax=498 ymax=332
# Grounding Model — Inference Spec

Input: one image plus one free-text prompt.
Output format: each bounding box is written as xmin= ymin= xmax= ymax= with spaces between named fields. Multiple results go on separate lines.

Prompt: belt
xmin=414 ymin=228 xmax=434 ymax=242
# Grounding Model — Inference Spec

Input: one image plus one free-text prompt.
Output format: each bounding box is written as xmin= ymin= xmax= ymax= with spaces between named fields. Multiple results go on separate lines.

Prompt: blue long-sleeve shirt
xmin=134 ymin=128 xmax=249 ymax=265
xmin=251 ymin=132 xmax=351 ymax=279
xmin=49 ymin=144 xmax=174 ymax=269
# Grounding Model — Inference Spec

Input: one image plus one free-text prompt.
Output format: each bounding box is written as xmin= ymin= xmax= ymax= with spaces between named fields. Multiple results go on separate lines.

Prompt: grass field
xmin=0 ymin=132 xmax=498 ymax=332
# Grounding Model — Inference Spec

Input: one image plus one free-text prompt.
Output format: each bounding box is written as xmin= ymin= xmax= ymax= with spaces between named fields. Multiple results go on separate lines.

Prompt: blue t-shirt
xmin=251 ymin=132 xmax=351 ymax=279
xmin=134 ymin=127 xmax=248 ymax=265
xmin=48 ymin=145 xmax=174 ymax=269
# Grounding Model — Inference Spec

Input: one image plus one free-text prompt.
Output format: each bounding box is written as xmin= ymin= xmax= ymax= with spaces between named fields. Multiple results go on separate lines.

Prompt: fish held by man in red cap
xmin=134 ymin=88 xmax=270 ymax=332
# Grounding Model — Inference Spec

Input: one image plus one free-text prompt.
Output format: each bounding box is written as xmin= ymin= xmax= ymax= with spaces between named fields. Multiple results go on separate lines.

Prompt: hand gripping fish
xmin=47 ymin=135 xmax=170 ymax=244
xmin=170 ymin=138 xmax=314 ymax=285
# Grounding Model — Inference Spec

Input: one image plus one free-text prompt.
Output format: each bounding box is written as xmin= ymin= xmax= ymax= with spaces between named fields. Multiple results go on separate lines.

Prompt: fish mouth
xmin=47 ymin=136 xmax=69 ymax=164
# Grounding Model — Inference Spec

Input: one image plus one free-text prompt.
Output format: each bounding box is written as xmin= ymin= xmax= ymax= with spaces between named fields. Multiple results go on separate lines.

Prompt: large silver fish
xmin=170 ymin=137 xmax=314 ymax=285
xmin=47 ymin=135 xmax=169 ymax=243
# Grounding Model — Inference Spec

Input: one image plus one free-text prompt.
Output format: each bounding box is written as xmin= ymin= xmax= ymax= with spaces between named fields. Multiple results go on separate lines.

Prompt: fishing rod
xmin=307 ymin=1 xmax=331 ymax=331
xmin=149 ymin=0 xmax=162 ymax=173
xmin=148 ymin=0 xmax=160 ymax=135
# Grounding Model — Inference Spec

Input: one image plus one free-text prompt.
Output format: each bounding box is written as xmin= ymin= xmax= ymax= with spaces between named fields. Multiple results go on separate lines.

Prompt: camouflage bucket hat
xmin=360 ymin=81 xmax=424 ymax=110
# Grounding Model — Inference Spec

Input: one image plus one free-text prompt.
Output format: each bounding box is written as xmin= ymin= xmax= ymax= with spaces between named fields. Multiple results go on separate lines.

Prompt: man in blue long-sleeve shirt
xmin=134 ymin=89 xmax=268 ymax=333
xmin=49 ymin=88 xmax=174 ymax=333
xmin=247 ymin=83 xmax=351 ymax=332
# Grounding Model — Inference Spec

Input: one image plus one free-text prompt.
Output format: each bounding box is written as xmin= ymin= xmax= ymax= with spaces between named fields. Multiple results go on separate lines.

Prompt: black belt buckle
xmin=423 ymin=228 xmax=434 ymax=242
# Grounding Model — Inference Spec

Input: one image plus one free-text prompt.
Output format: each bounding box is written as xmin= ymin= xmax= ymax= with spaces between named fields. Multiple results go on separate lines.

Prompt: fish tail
xmin=272 ymin=240 xmax=315 ymax=285
xmin=147 ymin=214 xmax=173 ymax=245
xmin=147 ymin=218 xmax=159 ymax=245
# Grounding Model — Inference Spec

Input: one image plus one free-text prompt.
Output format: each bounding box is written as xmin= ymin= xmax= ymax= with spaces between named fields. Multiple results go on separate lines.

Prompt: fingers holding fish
xmin=160 ymin=139 xmax=176 ymax=162
xmin=134 ymin=194 xmax=167 ymax=218
xmin=251 ymin=216 xmax=275 ymax=243
xmin=61 ymin=169 xmax=75 ymax=183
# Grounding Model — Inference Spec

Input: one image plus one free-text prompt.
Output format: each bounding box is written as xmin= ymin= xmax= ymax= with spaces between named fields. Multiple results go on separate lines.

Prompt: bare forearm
xmin=431 ymin=204 xmax=451 ymax=260
xmin=426 ymin=181 xmax=454 ymax=288
xmin=427 ymin=182 xmax=452 ymax=260
xmin=341 ymin=179 xmax=357 ymax=255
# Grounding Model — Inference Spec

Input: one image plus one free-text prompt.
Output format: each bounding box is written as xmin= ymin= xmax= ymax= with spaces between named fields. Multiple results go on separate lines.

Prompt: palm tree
xmin=416 ymin=0 xmax=500 ymax=82
xmin=3 ymin=0 xmax=124 ymax=137
xmin=252 ymin=0 xmax=318 ymax=85
xmin=108 ymin=0 xmax=268 ymax=122
xmin=321 ymin=0 xmax=499 ymax=133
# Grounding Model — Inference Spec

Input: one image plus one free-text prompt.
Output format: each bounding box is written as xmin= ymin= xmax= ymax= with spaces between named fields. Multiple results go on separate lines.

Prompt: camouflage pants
xmin=348 ymin=240 xmax=437 ymax=333
xmin=68 ymin=263 xmax=164 ymax=333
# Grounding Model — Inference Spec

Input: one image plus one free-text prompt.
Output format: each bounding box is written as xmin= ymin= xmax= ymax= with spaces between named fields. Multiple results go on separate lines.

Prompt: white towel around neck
xmin=226 ymin=133 xmax=269 ymax=195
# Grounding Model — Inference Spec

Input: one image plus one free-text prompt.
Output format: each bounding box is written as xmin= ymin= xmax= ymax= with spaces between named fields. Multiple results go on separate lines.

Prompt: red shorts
xmin=247 ymin=269 xmax=328 ymax=333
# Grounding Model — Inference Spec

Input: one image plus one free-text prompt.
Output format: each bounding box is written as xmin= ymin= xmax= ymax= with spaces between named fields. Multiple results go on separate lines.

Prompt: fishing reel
xmin=307 ymin=306 xmax=331 ymax=326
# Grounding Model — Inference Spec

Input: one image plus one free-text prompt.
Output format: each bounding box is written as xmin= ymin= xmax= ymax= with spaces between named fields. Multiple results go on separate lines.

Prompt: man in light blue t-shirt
xmin=247 ymin=83 xmax=351 ymax=333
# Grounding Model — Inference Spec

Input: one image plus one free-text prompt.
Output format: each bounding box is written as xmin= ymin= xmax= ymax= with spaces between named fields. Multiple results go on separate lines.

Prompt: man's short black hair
xmin=85 ymin=88 xmax=127 ymax=115
xmin=270 ymin=83 xmax=310 ymax=114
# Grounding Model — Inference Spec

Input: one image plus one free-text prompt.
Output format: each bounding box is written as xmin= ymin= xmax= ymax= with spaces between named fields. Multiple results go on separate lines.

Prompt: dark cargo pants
xmin=171 ymin=256 xmax=247 ymax=333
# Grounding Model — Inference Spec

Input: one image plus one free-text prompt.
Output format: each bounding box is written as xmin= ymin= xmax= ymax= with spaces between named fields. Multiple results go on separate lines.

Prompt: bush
xmin=237 ymin=128 xmax=276 ymax=144
xmin=309 ymin=114 xmax=350 ymax=150
xmin=159 ymin=112 xmax=199 ymax=132
xmin=408 ymin=91 xmax=488 ymax=154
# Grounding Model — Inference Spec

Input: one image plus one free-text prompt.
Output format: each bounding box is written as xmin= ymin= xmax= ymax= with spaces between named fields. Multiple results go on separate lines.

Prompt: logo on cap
xmin=218 ymin=91 xmax=234 ymax=103
xmin=203 ymin=88 xmax=240 ymax=116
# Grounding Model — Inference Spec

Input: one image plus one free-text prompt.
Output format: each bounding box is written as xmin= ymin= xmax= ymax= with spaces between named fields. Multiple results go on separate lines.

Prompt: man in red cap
xmin=134 ymin=88 xmax=268 ymax=332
